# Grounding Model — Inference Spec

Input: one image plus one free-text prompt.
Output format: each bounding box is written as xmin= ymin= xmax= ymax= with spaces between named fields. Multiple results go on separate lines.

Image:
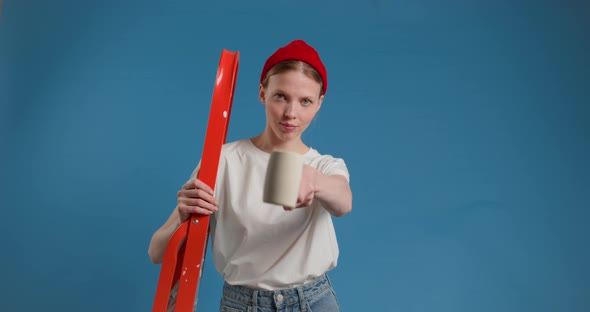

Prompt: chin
xmin=274 ymin=131 xmax=299 ymax=142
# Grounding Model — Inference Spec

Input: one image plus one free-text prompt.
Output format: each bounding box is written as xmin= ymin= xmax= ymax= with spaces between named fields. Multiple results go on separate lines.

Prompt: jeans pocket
xmin=219 ymin=298 xmax=250 ymax=312
xmin=307 ymin=288 xmax=340 ymax=312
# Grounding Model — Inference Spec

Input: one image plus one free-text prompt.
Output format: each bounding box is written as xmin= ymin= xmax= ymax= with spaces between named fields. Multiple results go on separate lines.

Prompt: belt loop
xmin=251 ymin=290 xmax=258 ymax=311
xmin=297 ymin=286 xmax=305 ymax=312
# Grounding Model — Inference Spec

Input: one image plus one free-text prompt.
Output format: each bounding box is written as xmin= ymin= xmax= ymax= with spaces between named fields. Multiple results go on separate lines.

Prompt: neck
xmin=251 ymin=128 xmax=309 ymax=154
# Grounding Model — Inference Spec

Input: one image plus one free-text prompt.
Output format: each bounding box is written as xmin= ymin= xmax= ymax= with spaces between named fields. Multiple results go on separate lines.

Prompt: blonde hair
xmin=261 ymin=60 xmax=324 ymax=96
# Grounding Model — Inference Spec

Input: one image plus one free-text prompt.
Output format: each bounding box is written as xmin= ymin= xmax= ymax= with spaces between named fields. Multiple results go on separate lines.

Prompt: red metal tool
xmin=152 ymin=49 xmax=239 ymax=312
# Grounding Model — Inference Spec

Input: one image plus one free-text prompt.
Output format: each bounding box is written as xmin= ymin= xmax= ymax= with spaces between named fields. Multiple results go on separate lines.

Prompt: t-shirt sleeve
xmin=318 ymin=156 xmax=350 ymax=182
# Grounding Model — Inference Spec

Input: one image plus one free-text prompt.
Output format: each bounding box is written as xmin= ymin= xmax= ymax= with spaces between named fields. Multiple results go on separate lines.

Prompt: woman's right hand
xmin=176 ymin=178 xmax=218 ymax=222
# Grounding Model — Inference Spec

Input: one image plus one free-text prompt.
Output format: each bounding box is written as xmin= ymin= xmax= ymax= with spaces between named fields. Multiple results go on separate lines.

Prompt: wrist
xmin=313 ymin=169 xmax=323 ymax=194
xmin=175 ymin=208 xmax=185 ymax=226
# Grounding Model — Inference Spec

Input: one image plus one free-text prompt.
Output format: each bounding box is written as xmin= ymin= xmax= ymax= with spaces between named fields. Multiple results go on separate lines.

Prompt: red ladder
xmin=151 ymin=49 xmax=240 ymax=312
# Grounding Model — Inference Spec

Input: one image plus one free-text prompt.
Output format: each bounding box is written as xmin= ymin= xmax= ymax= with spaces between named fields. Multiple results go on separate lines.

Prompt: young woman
xmin=149 ymin=39 xmax=353 ymax=312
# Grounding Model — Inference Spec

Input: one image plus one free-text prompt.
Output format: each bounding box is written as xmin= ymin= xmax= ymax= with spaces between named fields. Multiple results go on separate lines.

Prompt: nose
xmin=283 ymin=103 xmax=296 ymax=119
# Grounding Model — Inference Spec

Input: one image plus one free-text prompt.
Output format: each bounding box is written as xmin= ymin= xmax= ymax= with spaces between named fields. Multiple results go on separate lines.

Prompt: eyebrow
xmin=273 ymin=89 xmax=315 ymax=99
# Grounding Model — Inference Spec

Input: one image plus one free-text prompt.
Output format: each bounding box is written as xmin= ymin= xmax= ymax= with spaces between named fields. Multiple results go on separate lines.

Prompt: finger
xmin=182 ymin=180 xmax=197 ymax=190
xmin=193 ymin=179 xmax=214 ymax=195
xmin=180 ymin=189 xmax=218 ymax=205
xmin=295 ymin=199 xmax=306 ymax=208
xmin=179 ymin=204 xmax=214 ymax=215
xmin=295 ymin=198 xmax=312 ymax=208
xmin=179 ymin=198 xmax=218 ymax=212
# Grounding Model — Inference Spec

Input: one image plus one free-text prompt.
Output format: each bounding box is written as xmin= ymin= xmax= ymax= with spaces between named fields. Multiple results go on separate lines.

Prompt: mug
xmin=263 ymin=150 xmax=303 ymax=208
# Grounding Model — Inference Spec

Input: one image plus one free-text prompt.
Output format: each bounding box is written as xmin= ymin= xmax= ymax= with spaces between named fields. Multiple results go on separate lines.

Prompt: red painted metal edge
xmin=152 ymin=49 xmax=239 ymax=312
xmin=151 ymin=221 xmax=188 ymax=312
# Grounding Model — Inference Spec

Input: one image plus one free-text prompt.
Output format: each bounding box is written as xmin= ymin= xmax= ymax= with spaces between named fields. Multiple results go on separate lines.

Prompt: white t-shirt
xmin=189 ymin=138 xmax=350 ymax=290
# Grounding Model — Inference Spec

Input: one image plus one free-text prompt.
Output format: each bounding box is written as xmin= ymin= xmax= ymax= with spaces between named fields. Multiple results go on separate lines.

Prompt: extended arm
xmin=294 ymin=164 xmax=352 ymax=217
xmin=314 ymin=172 xmax=352 ymax=217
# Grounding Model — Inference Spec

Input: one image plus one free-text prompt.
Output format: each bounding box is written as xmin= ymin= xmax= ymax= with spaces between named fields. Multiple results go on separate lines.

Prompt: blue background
xmin=1 ymin=0 xmax=589 ymax=311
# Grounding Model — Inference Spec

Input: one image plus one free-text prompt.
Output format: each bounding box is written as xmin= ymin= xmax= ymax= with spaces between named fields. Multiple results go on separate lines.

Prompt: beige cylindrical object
xmin=263 ymin=150 xmax=303 ymax=208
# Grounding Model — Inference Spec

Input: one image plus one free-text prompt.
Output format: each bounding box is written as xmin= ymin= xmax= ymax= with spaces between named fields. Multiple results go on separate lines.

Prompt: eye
xmin=301 ymin=98 xmax=312 ymax=105
xmin=274 ymin=94 xmax=286 ymax=101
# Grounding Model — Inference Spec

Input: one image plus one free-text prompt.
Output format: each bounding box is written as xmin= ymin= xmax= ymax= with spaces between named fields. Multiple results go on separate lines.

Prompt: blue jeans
xmin=219 ymin=274 xmax=340 ymax=312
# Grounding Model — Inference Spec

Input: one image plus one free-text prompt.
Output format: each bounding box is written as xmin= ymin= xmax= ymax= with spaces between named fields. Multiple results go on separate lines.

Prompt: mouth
xmin=280 ymin=123 xmax=297 ymax=131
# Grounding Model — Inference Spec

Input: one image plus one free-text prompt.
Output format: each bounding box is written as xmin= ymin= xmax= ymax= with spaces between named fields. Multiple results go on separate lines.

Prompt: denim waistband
xmin=222 ymin=274 xmax=332 ymax=309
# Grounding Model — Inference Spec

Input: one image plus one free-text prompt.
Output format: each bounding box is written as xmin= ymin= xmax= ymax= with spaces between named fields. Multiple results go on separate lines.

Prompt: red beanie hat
xmin=260 ymin=39 xmax=328 ymax=95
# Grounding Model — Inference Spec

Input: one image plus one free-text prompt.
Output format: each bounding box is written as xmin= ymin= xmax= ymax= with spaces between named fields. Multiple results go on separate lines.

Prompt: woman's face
xmin=259 ymin=69 xmax=324 ymax=143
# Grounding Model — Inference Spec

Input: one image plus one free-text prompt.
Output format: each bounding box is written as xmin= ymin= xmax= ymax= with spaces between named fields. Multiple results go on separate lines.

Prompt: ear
xmin=258 ymin=84 xmax=266 ymax=104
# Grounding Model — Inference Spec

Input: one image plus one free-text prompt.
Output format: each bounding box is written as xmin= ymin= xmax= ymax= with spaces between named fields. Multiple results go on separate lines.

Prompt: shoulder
xmin=221 ymin=138 xmax=251 ymax=154
xmin=219 ymin=138 xmax=259 ymax=164
xmin=188 ymin=139 xmax=252 ymax=181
